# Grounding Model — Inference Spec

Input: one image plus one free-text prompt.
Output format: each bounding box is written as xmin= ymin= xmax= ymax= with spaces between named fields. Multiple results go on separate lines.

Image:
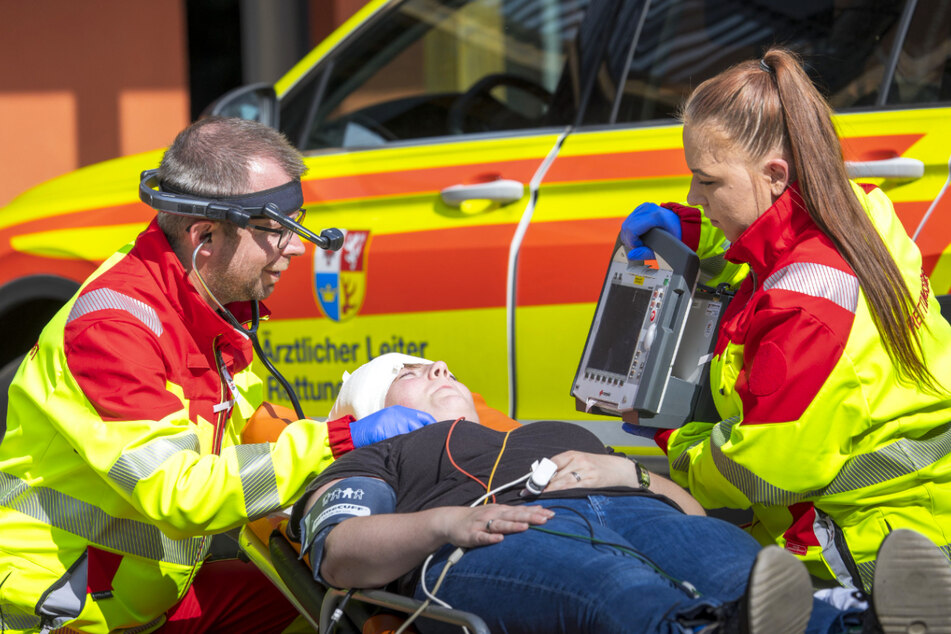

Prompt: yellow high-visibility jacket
xmin=658 ymin=183 xmax=951 ymax=591
xmin=0 ymin=221 xmax=335 ymax=632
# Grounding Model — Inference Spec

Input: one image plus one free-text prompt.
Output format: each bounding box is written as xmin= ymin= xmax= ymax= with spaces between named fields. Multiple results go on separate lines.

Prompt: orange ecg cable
xmin=445 ymin=418 xmax=494 ymax=502
xmin=483 ymin=429 xmax=514 ymax=504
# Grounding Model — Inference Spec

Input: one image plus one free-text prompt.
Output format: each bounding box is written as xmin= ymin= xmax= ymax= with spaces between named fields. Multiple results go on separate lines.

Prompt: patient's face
xmin=384 ymin=361 xmax=478 ymax=423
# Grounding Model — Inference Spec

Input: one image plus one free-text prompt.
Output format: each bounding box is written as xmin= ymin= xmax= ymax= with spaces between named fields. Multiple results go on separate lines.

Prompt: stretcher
xmin=239 ymin=397 xmax=520 ymax=633
xmin=238 ymin=518 xmax=490 ymax=633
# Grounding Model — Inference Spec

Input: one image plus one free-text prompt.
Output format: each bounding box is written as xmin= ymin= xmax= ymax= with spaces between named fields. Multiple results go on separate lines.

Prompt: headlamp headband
xmin=139 ymin=168 xmax=303 ymax=228
xmin=138 ymin=168 xmax=343 ymax=251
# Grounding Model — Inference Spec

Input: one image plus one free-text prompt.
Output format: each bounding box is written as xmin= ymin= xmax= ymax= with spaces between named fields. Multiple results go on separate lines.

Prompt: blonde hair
xmin=682 ymin=48 xmax=940 ymax=392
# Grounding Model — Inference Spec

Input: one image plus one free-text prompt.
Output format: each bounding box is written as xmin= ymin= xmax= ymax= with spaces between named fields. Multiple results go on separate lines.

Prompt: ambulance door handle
xmin=845 ymin=157 xmax=924 ymax=180
xmin=440 ymin=180 xmax=525 ymax=207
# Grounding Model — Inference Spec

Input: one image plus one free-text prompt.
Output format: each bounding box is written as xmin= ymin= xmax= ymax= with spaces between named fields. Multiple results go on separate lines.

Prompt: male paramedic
xmin=0 ymin=117 xmax=432 ymax=633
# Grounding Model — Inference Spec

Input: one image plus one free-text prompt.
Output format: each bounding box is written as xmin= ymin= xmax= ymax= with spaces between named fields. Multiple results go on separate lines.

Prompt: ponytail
xmin=683 ymin=48 xmax=941 ymax=393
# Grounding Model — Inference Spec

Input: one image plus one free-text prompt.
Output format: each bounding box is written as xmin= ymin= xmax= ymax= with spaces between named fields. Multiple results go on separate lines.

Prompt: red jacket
xmin=0 ymin=220 xmax=342 ymax=631
xmin=659 ymin=183 xmax=951 ymax=589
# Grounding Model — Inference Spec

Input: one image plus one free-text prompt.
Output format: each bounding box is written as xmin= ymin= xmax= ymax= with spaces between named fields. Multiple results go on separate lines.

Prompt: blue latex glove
xmin=348 ymin=405 xmax=437 ymax=448
xmin=621 ymin=422 xmax=658 ymax=439
xmin=620 ymin=202 xmax=682 ymax=261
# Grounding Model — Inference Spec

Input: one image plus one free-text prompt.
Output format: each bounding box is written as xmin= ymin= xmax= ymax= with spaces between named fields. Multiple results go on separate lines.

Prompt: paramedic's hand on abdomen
xmin=327 ymin=405 xmax=436 ymax=457
xmin=543 ymin=450 xmax=706 ymax=516
xmin=545 ymin=451 xmax=638 ymax=490
xmin=621 ymin=202 xmax=683 ymax=260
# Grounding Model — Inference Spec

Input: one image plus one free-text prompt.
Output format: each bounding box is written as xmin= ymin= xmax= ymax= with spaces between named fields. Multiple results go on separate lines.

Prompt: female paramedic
xmin=618 ymin=46 xmax=951 ymax=594
xmin=289 ymin=354 xmax=951 ymax=633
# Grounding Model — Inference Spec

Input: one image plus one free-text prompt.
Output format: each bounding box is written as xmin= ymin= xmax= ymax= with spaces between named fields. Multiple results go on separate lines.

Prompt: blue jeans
xmin=414 ymin=496 xmax=858 ymax=633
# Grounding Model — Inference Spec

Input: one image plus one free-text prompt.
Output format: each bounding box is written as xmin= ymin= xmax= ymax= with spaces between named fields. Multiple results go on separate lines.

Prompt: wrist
xmin=429 ymin=507 xmax=463 ymax=544
xmin=626 ymin=456 xmax=651 ymax=489
xmin=326 ymin=415 xmax=357 ymax=458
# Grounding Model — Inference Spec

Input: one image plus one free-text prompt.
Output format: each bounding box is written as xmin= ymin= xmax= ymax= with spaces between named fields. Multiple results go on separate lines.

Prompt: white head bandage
xmin=329 ymin=353 xmax=433 ymax=420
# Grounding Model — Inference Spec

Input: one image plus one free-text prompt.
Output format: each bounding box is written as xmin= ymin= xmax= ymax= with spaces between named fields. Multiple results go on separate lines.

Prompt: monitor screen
xmin=586 ymin=282 xmax=652 ymax=376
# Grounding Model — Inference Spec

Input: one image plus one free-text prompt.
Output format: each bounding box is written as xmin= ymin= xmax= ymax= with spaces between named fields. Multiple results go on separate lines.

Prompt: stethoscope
xmin=191 ymin=228 xmax=342 ymax=420
xmin=139 ymin=169 xmax=344 ymax=419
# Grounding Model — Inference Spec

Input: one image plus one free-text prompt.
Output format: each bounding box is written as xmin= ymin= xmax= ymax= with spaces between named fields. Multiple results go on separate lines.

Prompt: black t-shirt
xmin=289 ymin=419 xmax=678 ymax=594
xmin=295 ymin=419 xmax=667 ymax=519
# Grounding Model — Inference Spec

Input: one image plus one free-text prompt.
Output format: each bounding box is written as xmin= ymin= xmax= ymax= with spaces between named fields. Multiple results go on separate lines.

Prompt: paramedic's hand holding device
xmin=620 ymin=203 xmax=682 ymax=261
xmin=572 ymin=227 xmax=728 ymax=429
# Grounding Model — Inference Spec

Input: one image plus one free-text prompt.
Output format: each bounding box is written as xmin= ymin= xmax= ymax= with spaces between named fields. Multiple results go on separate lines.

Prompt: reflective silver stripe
xmin=0 ymin=471 xmax=204 ymax=566
xmin=710 ymin=422 xmax=951 ymax=505
xmin=0 ymin=608 xmax=165 ymax=633
xmin=855 ymin=560 xmax=875 ymax=593
xmin=0 ymin=612 xmax=41 ymax=631
xmin=670 ymin=416 xmax=740 ymax=475
xmin=67 ymin=288 xmax=164 ymax=336
xmin=108 ymin=433 xmax=200 ymax=494
xmin=230 ymin=444 xmax=281 ymax=519
xmin=761 ymin=262 xmax=859 ymax=313
xmin=670 ymin=449 xmax=690 ymax=474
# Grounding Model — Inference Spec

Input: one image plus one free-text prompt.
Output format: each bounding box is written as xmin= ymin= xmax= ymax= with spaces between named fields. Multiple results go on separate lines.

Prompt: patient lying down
xmin=288 ymin=353 xmax=951 ymax=634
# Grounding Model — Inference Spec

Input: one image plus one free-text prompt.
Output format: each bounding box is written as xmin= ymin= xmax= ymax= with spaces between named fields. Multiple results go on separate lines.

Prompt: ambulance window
xmin=886 ymin=0 xmax=951 ymax=105
xmin=598 ymin=0 xmax=907 ymax=126
xmin=282 ymin=0 xmax=590 ymax=151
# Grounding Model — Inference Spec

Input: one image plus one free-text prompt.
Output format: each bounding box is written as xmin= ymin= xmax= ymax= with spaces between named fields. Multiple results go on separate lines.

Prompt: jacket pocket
xmin=35 ymin=548 xmax=88 ymax=628
xmin=813 ymin=508 xmax=866 ymax=591
xmin=37 ymin=547 xmax=173 ymax=633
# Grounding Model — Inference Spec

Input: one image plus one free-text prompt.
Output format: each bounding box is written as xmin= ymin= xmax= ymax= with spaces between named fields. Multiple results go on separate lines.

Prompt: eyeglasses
xmin=249 ymin=209 xmax=306 ymax=249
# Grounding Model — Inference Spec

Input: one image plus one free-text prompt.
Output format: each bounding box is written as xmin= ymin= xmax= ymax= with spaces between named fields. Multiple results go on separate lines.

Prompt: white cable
xmin=190 ymin=240 xmax=228 ymax=314
xmin=468 ymin=472 xmax=532 ymax=508
xmin=399 ymin=469 xmax=537 ymax=634
xmin=418 ymin=472 xmax=532 ymax=606
xmin=189 ymin=240 xmax=249 ymax=339
xmin=419 ymin=552 xmax=456 ymax=608
xmin=398 ymin=549 xmax=467 ymax=634
xmin=417 ymin=472 xmax=533 ymax=607
xmin=506 ymin=128 xmax=571 ymax=416
xmin=912 ymin=154 xmax=951 ymax=241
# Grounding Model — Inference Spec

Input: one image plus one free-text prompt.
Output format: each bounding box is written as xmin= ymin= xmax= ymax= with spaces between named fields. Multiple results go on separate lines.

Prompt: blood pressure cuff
xmin=296 ymin=476 xmax=396 ymax=585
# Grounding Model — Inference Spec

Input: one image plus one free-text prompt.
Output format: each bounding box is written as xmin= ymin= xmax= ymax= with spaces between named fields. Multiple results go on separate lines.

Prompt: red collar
xmin=131 ymin=219 xmax=271 ymax=369
xmin=725 ymin=181 xmax=816 ymax=275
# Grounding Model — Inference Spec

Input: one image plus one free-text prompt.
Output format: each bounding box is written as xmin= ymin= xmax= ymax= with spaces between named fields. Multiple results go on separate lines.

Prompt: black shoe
xmin=724 ymin=545 xmax=813 ymax=634
xmin=869 ymin=529 xmax=951 ymax=634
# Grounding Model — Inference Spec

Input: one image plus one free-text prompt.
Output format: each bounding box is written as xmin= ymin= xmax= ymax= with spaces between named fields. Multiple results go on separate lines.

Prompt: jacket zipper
xmin=212 ymin=342 xmax=236 ymax=455
xmin=184 ymin=342 xmax=235 ymax=580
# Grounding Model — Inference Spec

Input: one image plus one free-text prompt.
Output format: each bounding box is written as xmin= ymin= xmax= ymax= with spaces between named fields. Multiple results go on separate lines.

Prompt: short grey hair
xmin=155 ymin=117 xmax=307 ymax=245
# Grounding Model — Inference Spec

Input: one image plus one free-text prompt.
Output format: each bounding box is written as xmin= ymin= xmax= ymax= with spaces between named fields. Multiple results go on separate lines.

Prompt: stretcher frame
xmin=239 ymin=523 xmax=491 ymax=633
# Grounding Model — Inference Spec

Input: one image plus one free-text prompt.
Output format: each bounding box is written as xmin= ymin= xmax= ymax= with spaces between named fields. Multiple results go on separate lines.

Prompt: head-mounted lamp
xmin=139 ymin=168 xmax=343 ymax=251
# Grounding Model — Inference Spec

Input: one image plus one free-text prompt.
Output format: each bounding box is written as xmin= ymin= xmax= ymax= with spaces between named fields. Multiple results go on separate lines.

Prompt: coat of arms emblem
xmin=313 ymin=230 xmax=369 ymax=322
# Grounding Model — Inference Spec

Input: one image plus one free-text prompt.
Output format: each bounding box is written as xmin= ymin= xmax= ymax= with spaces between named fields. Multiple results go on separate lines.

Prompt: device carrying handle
xmin=641 ymin=228 xmax=699 ymax=284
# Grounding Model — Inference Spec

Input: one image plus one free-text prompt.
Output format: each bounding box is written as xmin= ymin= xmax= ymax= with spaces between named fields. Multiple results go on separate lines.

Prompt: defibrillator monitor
xmin=572 ymin=229 xmax=731 ymax=428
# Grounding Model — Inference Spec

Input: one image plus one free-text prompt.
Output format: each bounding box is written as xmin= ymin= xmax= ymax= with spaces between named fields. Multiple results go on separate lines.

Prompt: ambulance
xmin=1 ymin=0 xmax=949 ymax=437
